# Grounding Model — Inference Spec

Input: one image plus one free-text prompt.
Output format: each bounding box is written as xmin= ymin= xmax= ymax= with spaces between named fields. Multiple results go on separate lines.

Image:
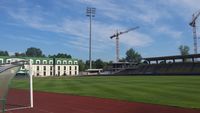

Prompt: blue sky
xmin=0 ymin=0 xmax=199 ymax=61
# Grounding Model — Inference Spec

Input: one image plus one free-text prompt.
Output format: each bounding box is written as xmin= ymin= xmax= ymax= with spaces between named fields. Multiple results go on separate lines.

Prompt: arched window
xmin=0 ymin=59 xmax=3 ymax=64
xmin=36 ymin=60 xmax=40 ymax=64
xmin=57 ymin=60 xmax=61 ymax=65
xmin=74 ymin=61 xmax=78 ymax=64
xmin=49 ymin=60 xmax=53 ymax=65
xmin=63 ymin=60 xmax=67 ymax=64
xmin=6 ymin=59 xmax=11 ymax=64
xmin=43 ymin=60 xmax=47 ymax=64
xmin=68 ymin=61 xmax=72 ymax=65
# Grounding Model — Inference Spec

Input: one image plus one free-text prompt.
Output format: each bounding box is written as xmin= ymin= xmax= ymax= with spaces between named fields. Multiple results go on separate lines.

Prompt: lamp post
xmin=86 ymin=7 xmax=96 ymax=69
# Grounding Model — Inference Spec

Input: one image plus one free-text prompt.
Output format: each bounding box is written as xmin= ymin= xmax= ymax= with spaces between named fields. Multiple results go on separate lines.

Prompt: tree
xmin=125 ymin=48 xmax=142 ymax=63
xmin=179 ymin=45 xmax=190 ymax=56
xmin=26 ymin=47 xmax=43 ymax=57
xmin=15 ymin=52 xmax=26 ymax=57
xmin=85 ymin=60 xmax=97 ymax=69
xmin=0 ymin=50 xmax=9 ymax=56
xmin=119 ymin=58 xmax=126 ymax=62
xmin=85 ymin=60 xmax=90 ymax=69
xmin=94 ymin=59 xmax=105 ymax=69
xmin=78 ymin=60 xmax=85 ymax=71
xmin=84 ymin=59 xmax=112 ymax=70
xmin=48 ymin=53 xmax=72 ymax=58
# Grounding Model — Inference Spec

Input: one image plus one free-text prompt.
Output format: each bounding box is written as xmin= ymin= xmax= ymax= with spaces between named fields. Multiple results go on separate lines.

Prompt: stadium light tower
xmin=86 ymin=7 xmax=96 ymax=69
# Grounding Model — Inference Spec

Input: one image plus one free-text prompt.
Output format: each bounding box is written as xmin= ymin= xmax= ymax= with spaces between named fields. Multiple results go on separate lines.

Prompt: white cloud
xmin=160 ymin=0 xmax=200 ymax=19
xmin=61 ymin=19 xmax=153 ymax=53
xmin=5 ymin=0 xmax=193 ymax=59
xmin=167 ymin=0 xmax=200 ymax=11
xmin=6 ymin=35 xmax=54 ymax=45
xmin=92 ymin=22 xmax=153 ymax=47
xmin=77 ymin=0 xmax=125 ymax=20
xmin=76 ymin=0 xmax=171 ymax=24
xmin=156 ymin=26 xmax=183 ymax=39
xmin=120 ymin=32 xmax=153 ymax=47
xmin=6 ymin=5 xmax=153 ymax=52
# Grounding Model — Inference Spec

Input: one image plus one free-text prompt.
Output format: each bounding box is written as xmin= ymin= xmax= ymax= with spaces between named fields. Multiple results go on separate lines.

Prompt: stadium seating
xmin=115 ymin=62 xmax=200 ymax=75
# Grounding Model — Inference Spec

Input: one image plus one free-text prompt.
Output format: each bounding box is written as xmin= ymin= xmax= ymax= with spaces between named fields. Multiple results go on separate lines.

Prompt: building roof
xmin=0 ymin=56 xmax=78 ymax=60
xmin=0 ymin=56 xmax=78 ymax=65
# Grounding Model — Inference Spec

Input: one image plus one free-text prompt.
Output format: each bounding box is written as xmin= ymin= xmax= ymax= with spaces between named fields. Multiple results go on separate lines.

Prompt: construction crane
xmin=110 ymin=26 xmax=139 ymax=62
xmin=189 ymin=10 xmax=200 ymax=54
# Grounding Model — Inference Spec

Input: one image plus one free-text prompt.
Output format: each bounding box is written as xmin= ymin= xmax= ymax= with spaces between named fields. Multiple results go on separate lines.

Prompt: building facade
xmin=0 ymin=56 xmax=79 ymax=77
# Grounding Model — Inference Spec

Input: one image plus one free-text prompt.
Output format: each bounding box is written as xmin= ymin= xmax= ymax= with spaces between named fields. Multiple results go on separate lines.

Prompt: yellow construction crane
xmin=110 ymin=26 xmax=139 ymax=62
xmin=189 ymin=10 xmax=200 ymax=54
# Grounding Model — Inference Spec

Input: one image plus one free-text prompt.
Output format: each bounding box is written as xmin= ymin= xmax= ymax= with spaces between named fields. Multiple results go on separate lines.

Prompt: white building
xmin=0 ymin=56 xmax=79 ymax=77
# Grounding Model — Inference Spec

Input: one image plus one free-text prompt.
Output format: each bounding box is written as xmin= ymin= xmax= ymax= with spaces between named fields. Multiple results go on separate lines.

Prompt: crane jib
xmin=109 ymin=26 xmax=139 ymax=62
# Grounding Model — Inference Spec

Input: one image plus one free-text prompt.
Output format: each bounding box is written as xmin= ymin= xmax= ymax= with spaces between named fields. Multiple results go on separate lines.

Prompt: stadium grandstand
xmin=113 ymin=54 xmax=200 ymax=75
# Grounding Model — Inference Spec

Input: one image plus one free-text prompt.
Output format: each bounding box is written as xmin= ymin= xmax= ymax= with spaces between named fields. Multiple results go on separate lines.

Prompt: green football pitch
xmin=11 ymin=76 xmax=200 ymax=109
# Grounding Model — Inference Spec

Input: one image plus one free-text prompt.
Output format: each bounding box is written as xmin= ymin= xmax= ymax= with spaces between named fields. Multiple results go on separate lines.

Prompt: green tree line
xmin=0 ymin=45 xmax=191 ymax=71
xmin=0 ymin=47 xmax=144 ymax=71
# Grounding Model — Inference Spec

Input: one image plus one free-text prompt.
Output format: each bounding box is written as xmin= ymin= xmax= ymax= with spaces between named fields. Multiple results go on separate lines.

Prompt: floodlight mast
xmin=110 ymin=26 xmax=139 ymax=62
xmin=189 ymin=10 xmax=200 ymax=54
xmin=86 ymin=7 xmax=96 ymax=69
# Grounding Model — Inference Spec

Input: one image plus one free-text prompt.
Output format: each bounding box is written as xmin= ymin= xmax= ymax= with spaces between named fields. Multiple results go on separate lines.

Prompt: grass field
xmin=11 ymin=76 xmax=200 ymax=109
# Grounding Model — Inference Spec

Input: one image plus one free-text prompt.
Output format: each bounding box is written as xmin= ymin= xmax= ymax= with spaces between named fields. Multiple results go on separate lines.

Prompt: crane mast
xmin=110 ymin=26 xmax=139 ymax=62
xmin=116 ymin=31 xmax=119 ymax=62
xmin=190 ymin=11 xmax=200 ymax=54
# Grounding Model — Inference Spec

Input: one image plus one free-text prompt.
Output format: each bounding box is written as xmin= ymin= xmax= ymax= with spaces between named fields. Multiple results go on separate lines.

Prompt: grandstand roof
xmin=143 ymin=54 xmax=200 ymax=61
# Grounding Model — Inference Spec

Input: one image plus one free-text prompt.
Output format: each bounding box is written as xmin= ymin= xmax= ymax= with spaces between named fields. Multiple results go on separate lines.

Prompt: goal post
xmin=29 ymin=59 xmax=33 ymax=108
xmin=0 ymin=59 xmax=33 ymax=112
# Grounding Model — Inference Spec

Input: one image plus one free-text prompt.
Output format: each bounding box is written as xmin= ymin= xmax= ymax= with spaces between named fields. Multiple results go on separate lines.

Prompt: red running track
xmin=5 ymin=90 xmax=200 ymax=113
